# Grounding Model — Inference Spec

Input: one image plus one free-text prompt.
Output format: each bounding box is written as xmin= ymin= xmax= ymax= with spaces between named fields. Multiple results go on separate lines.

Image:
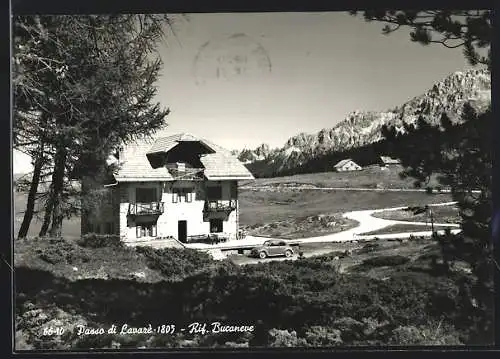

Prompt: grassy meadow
xmin=242 ymin=213 xmax=359 ymax=239
xmin=241 ymin=165 xmax=444 ymax=190
xmin=238 ymin=189 xmax=452 ymax=228
xmin=372 ymin=205 xmax=460 ymax=224
xmin=359 ymin=224 xmax=452 ymax=236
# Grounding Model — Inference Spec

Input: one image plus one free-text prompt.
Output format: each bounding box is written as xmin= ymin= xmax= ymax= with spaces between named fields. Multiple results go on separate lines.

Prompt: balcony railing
xmin=204 ymin=199 xmax=237 ymax=213
xmin=167 ymin=167 xmax=205 ymax=180
xmin=128 ymin=202 xmax=164 ymax=216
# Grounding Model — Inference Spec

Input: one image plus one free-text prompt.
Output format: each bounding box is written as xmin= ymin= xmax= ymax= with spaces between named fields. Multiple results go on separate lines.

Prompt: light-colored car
xmin=250 ymin=239 xmax=295 ymax=259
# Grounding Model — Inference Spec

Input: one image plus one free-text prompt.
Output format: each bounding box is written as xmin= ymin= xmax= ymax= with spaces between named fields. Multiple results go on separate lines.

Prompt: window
xmin=136 ymin=222 xmax=157 ymax=238
xmin=136 ymin=187 xmax=157 ymax=203
xmin=209 ymin=219 xmax=223 ymax=233
xmin=207 ymin=186 xmax=222 ymax=200
xmin=172 ymin=188 xmax=193 ymax=203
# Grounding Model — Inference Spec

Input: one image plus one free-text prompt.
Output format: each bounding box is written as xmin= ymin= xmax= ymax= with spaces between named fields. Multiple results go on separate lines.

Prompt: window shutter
xmin=186 ymin=191 xmax=192 ymax=203
xmin=152 ymin=224 xmax=157 ymax=237
xmin=172 ymin=191 xmax=178 ymax=203
xmin=136 ymin=225 xmax=142 ymax=238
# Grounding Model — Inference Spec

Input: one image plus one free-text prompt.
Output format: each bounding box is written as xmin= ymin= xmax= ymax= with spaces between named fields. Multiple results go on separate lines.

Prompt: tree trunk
xmin=80 ymin=176 xmax=91 ymax=235
xmin=17 ymin=144 xmax=45 ymax=239
xmin=48 ymin=146 xmax=67 ymax=237
xmin=38 ymin=192 xmax=54 ymax=237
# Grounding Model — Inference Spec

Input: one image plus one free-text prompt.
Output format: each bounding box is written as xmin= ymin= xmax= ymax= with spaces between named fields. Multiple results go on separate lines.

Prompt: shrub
xmin=16 ymin=304 xmax=89 ymax=350
xmin=77 ymin=233 xmax=123 ymax=248
xmin=388 ymin=322 xmax=462 ymax=345
xmin=17 ymin=241 xmax=480 ymax=349
xmin=333 ymin=317 xmax=365 ymax=342
xmin=306 ymin=252 xmax=345 ymax=263
xmin=15 ymin=330 xmax=34 ymax=350
xmin=362 ymin=255 xmax=410 ymax=268
xmin=267 ymin=329 xmax=307 ymax=347
xmin=135 ymin=247 xmax=213 ymax=279
xmin=356 ymin=242 xmax=381 ymax=254
xmin=303 ymin=326 xmax=343 ymax=346
xmin=36 ymin=239 xmax=90 ymax=265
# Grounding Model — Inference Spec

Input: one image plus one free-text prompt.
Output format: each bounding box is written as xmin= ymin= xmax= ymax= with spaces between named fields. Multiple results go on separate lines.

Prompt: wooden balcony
xmin=167 ymin=167 xmax=205 ymax=180
xmin=128 ymin=202 xmax=164 ymax=216
xmin=204 ymin=199 xmax=237 ymax=213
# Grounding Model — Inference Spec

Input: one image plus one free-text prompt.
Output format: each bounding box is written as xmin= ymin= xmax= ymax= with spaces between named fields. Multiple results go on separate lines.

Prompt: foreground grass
xmin=337 ymin=239 xmax=448 ymax=277
xmin=14 ymin=234 xmax=491 ymax=350
xmin=14 ymin=237 xmax=214 ymax=283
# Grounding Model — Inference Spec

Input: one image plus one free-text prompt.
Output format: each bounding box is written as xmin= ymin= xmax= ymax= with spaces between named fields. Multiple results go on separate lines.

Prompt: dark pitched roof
xmin=114 ymin=133 xmax=254 ymax=182
xmin=147 ymin=133 xmax=216 ymax=155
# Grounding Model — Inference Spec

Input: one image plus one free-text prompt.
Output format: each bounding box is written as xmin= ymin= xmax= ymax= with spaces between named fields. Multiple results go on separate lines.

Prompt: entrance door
xmin=209 ymin=218 xmax=223 ymax=233
xmin=178 ymin=220 xmax=187 ymax=243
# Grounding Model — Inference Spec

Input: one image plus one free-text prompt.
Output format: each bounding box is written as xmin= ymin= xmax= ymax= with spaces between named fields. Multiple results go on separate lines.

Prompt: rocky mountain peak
xmin=236 ymin=68 xmax=490 ymax=176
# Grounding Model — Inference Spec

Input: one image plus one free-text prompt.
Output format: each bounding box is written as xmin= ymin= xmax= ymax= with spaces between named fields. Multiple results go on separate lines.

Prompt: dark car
xmin=250 ymin=239 xmax=295 ymax=259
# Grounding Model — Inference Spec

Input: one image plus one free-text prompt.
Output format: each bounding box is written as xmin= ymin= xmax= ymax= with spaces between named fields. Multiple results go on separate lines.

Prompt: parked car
xmin=250 ymin=239 xmax=295 ymax=259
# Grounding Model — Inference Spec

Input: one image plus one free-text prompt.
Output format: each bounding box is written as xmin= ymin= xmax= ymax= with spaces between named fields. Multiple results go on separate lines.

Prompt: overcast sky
xmin=13 ymin=11 xmax=474 ymax=173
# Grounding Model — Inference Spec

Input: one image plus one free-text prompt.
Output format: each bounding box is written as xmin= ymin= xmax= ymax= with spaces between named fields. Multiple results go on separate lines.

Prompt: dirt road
xmin=183 ymin=201 xmax=461 ymax=261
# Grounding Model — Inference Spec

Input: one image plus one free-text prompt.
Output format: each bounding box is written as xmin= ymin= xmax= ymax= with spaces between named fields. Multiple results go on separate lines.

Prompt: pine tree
xmin=350 ymin=10 xmax=491 ymax=69
xmin=381 ymin=105 xmax=493 ymax=342
xmin=357 ymin=10 xmax=493 ymax=342
xmin=13 ymin=14 xmax=173 ymax=238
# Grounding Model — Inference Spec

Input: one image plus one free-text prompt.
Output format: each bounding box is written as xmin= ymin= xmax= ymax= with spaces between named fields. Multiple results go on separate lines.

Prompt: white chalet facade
xmin=82 ymin=133 xmax=254 ymax=244
xmin=333 ymin=159 xmax=362 ymax=172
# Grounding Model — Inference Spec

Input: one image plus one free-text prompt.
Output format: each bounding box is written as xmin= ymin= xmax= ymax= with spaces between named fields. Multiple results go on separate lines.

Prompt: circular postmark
xmin=193 ymin=32 xmax=272 ymax=85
